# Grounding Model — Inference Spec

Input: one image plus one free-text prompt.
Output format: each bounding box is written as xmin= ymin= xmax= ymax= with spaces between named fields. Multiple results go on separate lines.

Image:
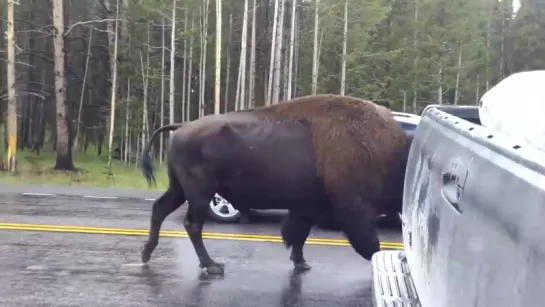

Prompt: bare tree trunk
xmin=238 ymin=0 xmax=249 ymax=109
xmin=140 ymin=49 xmax=149 ymax=154
xmin=199 ymin=0 xmax=210 ymax=117
xmin=499 ymin=8 xmax=505 ymax=80
xmin=235 ymin=50 xmax=242 ymax=110
xmin=311 ymin=0 xmax=319 ymax=95
xmin=248 ymin=0 xmax=256 ymax=108
xmin=186 ymin=17 xmax=195 ymax=121
xmin=214 ymin=0 xmax=222 ymax=114
xmin=6 ymin=0 xmax=17 ymax=171
xmin=454 ymin=47 xmax=462 ymax=105
xmin=182 ymin=9 xmax=188 ymax=122
xmin=139 ymin=25 xmax=151 ymax=158
xmin=475 ymin=74 xmax=480 ymax=105
xmin=266 ymin=0 xmax=279 ymax=105
xmin=124 ymin=78 xmax=131 ymax=164
xmin=286 ymin=0 xmax=297 ymax=100
xmin=340 ymin=0 xmax=348 ymax=96
xmin=52 ymin=0 xmax=74 ymax=170
xmin=293 ymin=8 xmax=300 ymax=97
xmin=123 ymin=31 xmax=132 ymax=165
xmin=135 ymin=134 xmax=140 ymax=168
xmin=402 ymin=90 xmax=407 ymax=112
xmin=107 ymin=0 xmax=120 ymax=171
xmin=282 ymin=32 xmax=289 ymax=101
xmin=272 ymin=0 xmax=284 ymax=104
xmin=437 ymin=65 xmax=443 ymax=105
xmin=159 ymin=17 xmax=166 ymax=164
xmin=199 ymin=7 xmax=205 ymax=116
xmin=224 ymin=12 xmax=233 ymax=112
xmin=412 ymin=0 xmax=419 ymax=111
xmin=75 ymin=29 xmax=93 ymax=150
xmin=169 ymin=0 xmax=177 ymax=127
xmin=485 ymin=5 xmax=491 ymax=91
xmin=316 ymin=29 xmax=324 ymax=80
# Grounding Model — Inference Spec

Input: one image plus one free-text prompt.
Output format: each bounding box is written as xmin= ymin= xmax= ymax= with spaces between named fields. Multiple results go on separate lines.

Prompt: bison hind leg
xmin=142 ymin=166 xmax=186 ymax=263
xmin=281 ymin=212 xmax=313 ymax=272
xmin=334 ymin=200 xmax=381 ymax=261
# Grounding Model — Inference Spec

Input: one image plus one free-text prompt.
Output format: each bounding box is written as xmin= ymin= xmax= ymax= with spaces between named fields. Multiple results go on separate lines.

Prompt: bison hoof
xmin=201 ymin=262 xmax=225 ymax=275
xmin=293 ymin=262 xmax=311 ymax=272
xmin=141 ymin=243 xmax=153 ymax=263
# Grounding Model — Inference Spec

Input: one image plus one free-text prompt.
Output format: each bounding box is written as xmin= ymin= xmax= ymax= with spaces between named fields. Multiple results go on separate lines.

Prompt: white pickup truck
xmin=371 ymin=104 xmax=545 ymax=306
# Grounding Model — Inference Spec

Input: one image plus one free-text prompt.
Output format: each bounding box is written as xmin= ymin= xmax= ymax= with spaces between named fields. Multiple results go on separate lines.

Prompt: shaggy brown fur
xmin=243 ymin=94 xmax=406 ymax=210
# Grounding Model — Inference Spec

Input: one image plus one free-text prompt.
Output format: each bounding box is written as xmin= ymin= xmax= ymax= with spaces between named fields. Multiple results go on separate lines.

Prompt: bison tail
xmin=141 ymin=149 xmax=156 ymax=188
xmin=140 ymin=123 xmax=185 ymax=187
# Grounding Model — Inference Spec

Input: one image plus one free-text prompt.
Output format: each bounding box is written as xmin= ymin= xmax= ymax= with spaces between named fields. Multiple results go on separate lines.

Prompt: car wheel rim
xmin=210 ymin=194 xmax=239 ymax=218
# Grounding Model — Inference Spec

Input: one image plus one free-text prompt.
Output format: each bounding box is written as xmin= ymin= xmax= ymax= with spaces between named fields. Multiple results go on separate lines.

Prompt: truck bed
xmin=372 ymin=106 xmax=545 ymax=306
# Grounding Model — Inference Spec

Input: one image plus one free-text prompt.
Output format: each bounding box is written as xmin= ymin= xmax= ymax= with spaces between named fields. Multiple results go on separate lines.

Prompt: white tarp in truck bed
xmin=479 ymin=70 xmax=545 ymax=152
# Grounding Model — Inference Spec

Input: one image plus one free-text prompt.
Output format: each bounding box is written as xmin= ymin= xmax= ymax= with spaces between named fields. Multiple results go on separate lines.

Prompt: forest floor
xmin=0 ymin=150 xmax=168 ymax=190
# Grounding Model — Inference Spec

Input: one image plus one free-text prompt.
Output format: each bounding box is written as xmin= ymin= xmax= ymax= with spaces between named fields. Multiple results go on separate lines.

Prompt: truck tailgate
xmin=374 ymin=107 xmax=545 ymax=306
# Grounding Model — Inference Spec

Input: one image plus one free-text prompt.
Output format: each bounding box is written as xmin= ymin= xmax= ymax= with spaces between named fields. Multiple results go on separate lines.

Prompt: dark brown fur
xmin=140 ymin=94 xmax=407 ymax=275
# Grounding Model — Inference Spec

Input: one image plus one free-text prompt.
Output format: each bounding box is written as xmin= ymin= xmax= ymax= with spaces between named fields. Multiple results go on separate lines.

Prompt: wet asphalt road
xmin=0 ymin=189 xmax=402 ymax=307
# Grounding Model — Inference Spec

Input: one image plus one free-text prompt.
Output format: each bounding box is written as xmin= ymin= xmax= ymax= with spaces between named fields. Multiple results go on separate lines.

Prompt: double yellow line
xmin=0 ymin=222 xmax=404 ymax=249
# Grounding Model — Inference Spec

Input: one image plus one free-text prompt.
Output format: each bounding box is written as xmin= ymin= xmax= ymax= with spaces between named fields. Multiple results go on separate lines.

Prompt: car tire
xmin=207 ymin=194 xmax=242 ymax=223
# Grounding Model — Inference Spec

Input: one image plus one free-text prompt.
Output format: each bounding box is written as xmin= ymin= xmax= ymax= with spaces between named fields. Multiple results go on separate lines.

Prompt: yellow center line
xmin=0 ymin=222 xmax=404 ymax=249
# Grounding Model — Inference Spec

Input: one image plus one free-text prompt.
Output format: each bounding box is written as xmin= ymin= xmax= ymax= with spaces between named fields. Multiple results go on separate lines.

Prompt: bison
xmin=139 ymin=94 xmax=409 ymax=275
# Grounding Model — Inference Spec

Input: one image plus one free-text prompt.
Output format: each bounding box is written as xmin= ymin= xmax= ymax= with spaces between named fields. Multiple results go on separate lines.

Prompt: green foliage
xmin=6 ymin=0 xmax=545 ymax=178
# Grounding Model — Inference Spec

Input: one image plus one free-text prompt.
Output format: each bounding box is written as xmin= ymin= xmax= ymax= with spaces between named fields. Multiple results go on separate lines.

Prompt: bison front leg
xmin=184 ymin=193 xmax=225 ymax=275
xmin=335 ymin=202 xmax=380 ymax=261
xmin=281 ymin=212 xmax=312 ymax=272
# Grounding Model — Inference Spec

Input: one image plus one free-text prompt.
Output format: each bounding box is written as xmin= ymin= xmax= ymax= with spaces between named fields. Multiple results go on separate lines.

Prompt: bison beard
xmin=139 ymin=94 xmax=407 ymax=275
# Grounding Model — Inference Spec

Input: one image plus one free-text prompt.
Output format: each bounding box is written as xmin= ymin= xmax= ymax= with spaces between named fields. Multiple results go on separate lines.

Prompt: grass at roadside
xmin=0 ymin=150 xmax=168 ymax=191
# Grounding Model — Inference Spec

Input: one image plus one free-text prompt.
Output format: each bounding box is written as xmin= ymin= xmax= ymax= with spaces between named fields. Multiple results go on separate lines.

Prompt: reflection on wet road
xmin=0 ymin=192 xmax=402 ymax=307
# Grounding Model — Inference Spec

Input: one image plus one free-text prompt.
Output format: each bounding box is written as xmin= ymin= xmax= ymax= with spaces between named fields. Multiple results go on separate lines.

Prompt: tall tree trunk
xmin=75 ymin=29 xmax=93 ymax=150
xmin=266 ymin=0 xmax=279 ymax=105
xmin=53 ymin=0 xmax=74 ymax=170
xmin=293 ymin=8 xmax=300 ymax=98
xmin=437 ymin=65 xmax=443 ymax=105
xmin=340 ymin=0 xmax=348 ymax=96
xmin=182 ymin=9 xmax=188 ymax=122
xmin=412 ymin=0 xmax=419 ymax=112
xmin=199 ymin=0 xmax=210 ymax=117
xmin=107 ymin=0 xmax=120 ymax=171
xmin=311 ymin=0 xmax=319 ymax=95
xmin=214 ymin=0 xmax=222 ymax=114
xmin=169 ymin=0 xmax=177 ymax=127
xmin=159 ymin=17 xmax=166 ymax=163
xmin=475 ymin=74 xmax=480 ymax=105
xmin=485 ymin=4 xmax=491 ymax=91
xmin=224 ymin=12 xmax=233 ymax=112
xmin=186 ymin=17 xmax=195 ymax=121
xmin=139 ymin=24 xmax=151 ymax=156
xmin=272 ymin=0 xmax=284 ymax=104
xmin=402 ymin=90 xmax=407 ymax=112
xmin=248 ymin=0 xmax=256 ymax=107
xmin=454 ymin=47 xmax=462 ymax=105
xmin=238 ymin=0 xmax=249 ymax=109
xmin=6 ymin=0 xmax=17 ymax=171
xmin=124 ymin=78 xmax=131 ymax=164
xmin=140 ymin=48 xmax=150 ymax=157
xmin=286 ymin=0 xmax=297 ymax=100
